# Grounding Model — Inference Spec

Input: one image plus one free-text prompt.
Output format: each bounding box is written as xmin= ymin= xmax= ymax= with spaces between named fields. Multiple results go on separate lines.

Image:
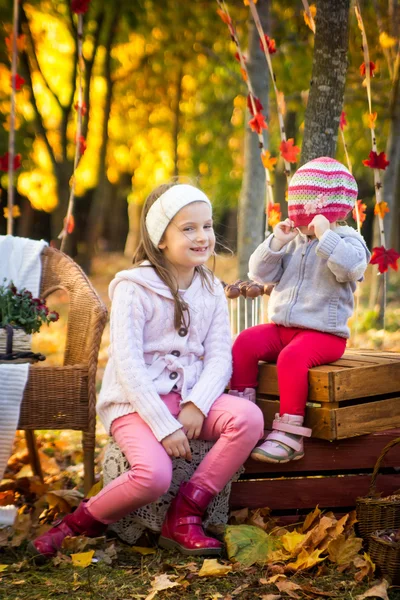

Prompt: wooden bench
xmin=230 ymin=350 xmax=400 ymax=515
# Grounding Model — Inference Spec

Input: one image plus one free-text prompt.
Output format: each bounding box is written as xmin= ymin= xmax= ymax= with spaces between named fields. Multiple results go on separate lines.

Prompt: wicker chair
xmin=18 ymin=246 xmax=108 ymax=493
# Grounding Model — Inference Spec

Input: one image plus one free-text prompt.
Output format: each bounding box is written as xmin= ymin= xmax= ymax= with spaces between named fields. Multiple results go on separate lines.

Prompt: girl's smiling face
xmin=158 ymin=201 xmax=215 ymax=274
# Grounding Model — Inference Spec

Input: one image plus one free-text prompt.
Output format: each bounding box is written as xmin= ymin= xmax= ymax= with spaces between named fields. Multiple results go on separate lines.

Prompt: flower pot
xmin=0 ymin=326 xmax=32 ymax=356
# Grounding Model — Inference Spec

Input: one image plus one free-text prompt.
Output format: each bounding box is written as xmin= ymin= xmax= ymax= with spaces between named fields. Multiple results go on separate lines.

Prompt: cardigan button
xmin=178 ymin=327 xmax=188 ymax=337
xmin=171 ymin=350 xmax=180 ymax=357
xmin=169 ymin=371 xmax=178 ymax=380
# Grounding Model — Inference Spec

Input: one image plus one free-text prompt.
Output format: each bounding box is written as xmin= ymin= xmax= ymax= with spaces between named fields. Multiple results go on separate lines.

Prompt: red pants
xmin=231 ymin=324 xmax=347 ymax=416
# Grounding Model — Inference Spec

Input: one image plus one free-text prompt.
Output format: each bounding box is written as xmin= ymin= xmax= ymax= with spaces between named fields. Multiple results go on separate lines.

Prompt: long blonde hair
xmin=132 ymin=183 xmax=215 ymax=330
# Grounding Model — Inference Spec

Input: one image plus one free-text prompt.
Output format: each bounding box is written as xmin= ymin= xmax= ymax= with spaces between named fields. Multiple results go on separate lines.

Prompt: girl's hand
xmin=162 ymin=429 xmax=192 ymax=460
xmin=271 ymin=219 xmax=298 ymax=250
xmin=309 ymin=215 xmax=330 ymax=239
xmin=178 ymin=402 xmax=205 ymax=440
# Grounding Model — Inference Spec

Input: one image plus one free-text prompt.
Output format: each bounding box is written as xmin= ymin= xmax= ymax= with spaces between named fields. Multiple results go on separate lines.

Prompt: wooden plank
xmin=243 ymin=429 xmax=400 ymax=474
xmin=257 ymin=398 xmax=336 ymax=440
xmin=258 ymin=363 xmax=334 ymax=402
xmin=335 ymin=396 xmax=400 ymax=439
xmin=230 ymin=474 xmax=400 ymax=510
xmin=332 ymin=363 xmax=400 ymax=402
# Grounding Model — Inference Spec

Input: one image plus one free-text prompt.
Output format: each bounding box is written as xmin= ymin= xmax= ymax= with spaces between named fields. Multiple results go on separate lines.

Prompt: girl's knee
xmin=232 ymin=401 xmax=264 ymax=439
xmin=128 ymin=460 xmax=172 ymax=498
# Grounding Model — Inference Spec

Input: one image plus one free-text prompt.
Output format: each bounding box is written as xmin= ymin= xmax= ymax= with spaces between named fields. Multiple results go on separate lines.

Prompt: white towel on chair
xmin=0 ymin=235 xmax=48 ymax=507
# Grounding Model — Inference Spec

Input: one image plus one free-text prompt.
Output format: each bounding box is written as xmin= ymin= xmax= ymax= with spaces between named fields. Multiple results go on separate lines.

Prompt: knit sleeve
xmin=182 ymin=285 xmax=232 ymax=415
xmin=248 ymin=235 xmax=286 ymax=284
xmin=315 ymin=230 xmax=371 ymax=283
xmin=111 ymin=280 xmax=183 ymax=441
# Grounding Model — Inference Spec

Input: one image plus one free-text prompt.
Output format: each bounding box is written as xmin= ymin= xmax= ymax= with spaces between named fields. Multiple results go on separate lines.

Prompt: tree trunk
xmin=300 ymin=0 xmax=350 ymax=165
xmin=172 ymin=64 xmax=183 ymax=178
xmin=237 ymin=0 xmax=269 ymax=280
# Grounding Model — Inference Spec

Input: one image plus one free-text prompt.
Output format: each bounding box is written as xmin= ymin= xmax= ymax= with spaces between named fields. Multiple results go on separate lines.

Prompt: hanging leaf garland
xmin=370 ymin=247 xmax=400 ymax=273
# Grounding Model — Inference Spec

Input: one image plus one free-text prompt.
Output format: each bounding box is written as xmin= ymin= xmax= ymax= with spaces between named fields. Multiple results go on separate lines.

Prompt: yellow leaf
xmin=374 ymin=201 xmax=390 ymax=219
xmin=86 ymin=479 xmax=103 ymax=499
xmin=262 ymin=574 xmax=287 ymax=583
xmin=318 ymin=513 xmax=349 ymax=551
xmin=327 ymin=534 xmax=363 ymax=565
xmin=367 ymin=112 xmax=377 ymax=129
xmin=145 ymin=573 xmax=180 ymax=600
xmin=3 ymin=206 xmax=21 ymax=219
xmin=46 ymin=489 xmax=84 ymax=513
xmin=244 ymin=0 xmax=258 ymax=4
xmin=261 ymin=151 xmax=278 ymax=171
xmin=302 ymin=505 xmax=322 ymax=532
xmin=353 ymin=552 xmax=375 ymax=582
xmin=379 ymin=31 xmax=397 ymax=49
xmin=286 ymin=547 xmax=326 ymax=571
xmin=266 ymin=548 xmax=292 ymax=563
xmin=198 ymin=558 xmax=232 ymax=577
xmin=71 ymin=550 xmax=95 ymax=568
xmin=303 ymin=4 xmax=317 ymax=33
xmin=0 ymin=565 xmax=8 ymax=572
xmin=281 ymin=531 xmax=307 ymax=553
xmin=131 ymin=546 xmax=157 ymax=555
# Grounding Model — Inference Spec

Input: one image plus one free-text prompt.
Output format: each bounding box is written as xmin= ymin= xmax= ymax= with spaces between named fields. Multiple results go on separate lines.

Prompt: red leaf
xmin=339 ymin=111 xmax=347 ymax=131
xmin=11 ymin=73 xmax=25 ymax=91
xmin=362 ymin=150 xmax=390 ymax=170
xmin=279 ymin=139 xmax=300 ymax=163
xmin=77 ymin=135 xmax=87 ymax=156
xmin=64 ymin=214 xmax=75 ymax=235
xmin=0 ymin=152 xmax=22 ymax=171
xmin=352 ymin=200 xmax=367 ymax=225
xmin=260 ymin=35 xmax=277 ymax=54
xmin=71 ymin=0 xmax=91 ymax=14
xmin=74 ymin=101 xmax=87 ymax=116
xmin=359 ymin=61 xmax=376 ymax=77
xmin=247 ymin=94 xmax=263 ymax=116
xmin=217 ymin=8 xmax=231 ymax=25
xmin=248 ymin=113 xmax=268 ymax=134
xmin=370 ymin=246 xmax=400 ymax=273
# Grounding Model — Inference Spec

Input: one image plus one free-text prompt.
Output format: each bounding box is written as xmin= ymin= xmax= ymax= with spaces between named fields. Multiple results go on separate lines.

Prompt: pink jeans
xmin=87 ymin=392 xmax=263 ymax=524
xmin=231 ymin=324 xmax=347 ymax=416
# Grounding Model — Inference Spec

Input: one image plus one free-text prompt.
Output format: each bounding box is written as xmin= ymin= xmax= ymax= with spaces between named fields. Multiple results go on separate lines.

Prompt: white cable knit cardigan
xmin=97 ymin=263 xmax=233 ymax=441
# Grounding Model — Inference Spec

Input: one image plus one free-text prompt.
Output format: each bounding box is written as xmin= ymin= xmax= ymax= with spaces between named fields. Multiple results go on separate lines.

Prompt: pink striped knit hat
xmin=288 ymin=157 xmax=358 ymax=227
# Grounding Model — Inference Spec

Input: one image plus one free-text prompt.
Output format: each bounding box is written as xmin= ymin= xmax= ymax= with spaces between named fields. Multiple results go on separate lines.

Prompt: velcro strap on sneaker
xmin=272 ymin=420 xmax=312 ymax=437
xmin=176 ymin=516 xmax=203 ymax=526
xmin=267 ymin=430 xmax=303 ymax=452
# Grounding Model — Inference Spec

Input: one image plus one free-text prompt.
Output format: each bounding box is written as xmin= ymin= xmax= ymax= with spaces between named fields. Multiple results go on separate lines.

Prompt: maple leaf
xmin=217 ymin=8 xmax=231 ymax=25
xmin=366 ymin=112 xmax=377 ymax=129
xmin=240 ymin=68 xmax=248 ymax=82
xmin=247 ymin=94 xmax=263 ymax=116
xmin=74 ymin=101 xmax=88 ymax=116
xmin=280 ymin=139 xmax=300 ymax=163
xmin=249 ymin=112 xmax=268 ymax=134
xmin=3 ymin=205 xmax=21 ymax=219
xmin=261 ymin=151 xmax=278 ymax=171
xmin=362 ymin=150 xmax=390 ymax=170
xmin=303 ymin=4 xmax=317 ymax=32
xmin=77 ymin=135 xmax=87 ymax=156
xmin=0 ymin=152 xmax=22 ymax=171
xmin=71 ymin=0 xmax=91 ymax=14
xmin=225 ymin=525 xmax=276 ymax=567
xmin=268 ymin=208 xmax=281 ymax=228
xmin=63 ymin=214 xmax=75 ymax=235
xmin=260 ymin=34 xmax=277 ymax=55
xmin=374 ymin=201 xmax=389 ymax=219
xmin=352 ymin=200 xmax=367 ymax=225
xmin=145 ymin=573 xmax=180 ymax=600
xmin=11 ymin=74 xmax=25 ymax=91
xmin=370 ymin=246 xmax=400 ymax=273
xmin=339 ymin=111 xmax=347 ymax=131
xmin=198 ymin=558 xmax=232 ymax=577
xmin=359 ymin=61 xmax=376 ymax=77
xmin=286 ymin=547 xmax=326 ymax=571
xmin=5 ymin=34 xmax=26 ymax=54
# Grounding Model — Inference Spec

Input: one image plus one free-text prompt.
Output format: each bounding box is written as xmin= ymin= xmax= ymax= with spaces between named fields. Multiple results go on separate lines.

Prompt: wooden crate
xmin=257 ymin=350 xmax=400 ymax=440
xmin=230 ymin=429 xmax=400 ymax=512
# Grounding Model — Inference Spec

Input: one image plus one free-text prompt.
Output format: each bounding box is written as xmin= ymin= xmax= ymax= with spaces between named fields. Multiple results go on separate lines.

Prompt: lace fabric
xmin=102 ymin=438 xmax=243 ymax=545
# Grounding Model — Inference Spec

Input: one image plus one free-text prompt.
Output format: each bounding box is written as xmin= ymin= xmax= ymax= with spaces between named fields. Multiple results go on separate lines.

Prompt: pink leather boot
xmin=159 ymin=481 xmax=222 ymax=555
xmin=28 ymin=500 xmax=106 ymax=561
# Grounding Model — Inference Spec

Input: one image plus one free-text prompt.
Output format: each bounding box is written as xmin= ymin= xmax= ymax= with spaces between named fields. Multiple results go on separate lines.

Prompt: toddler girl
xmin=230 ymin=157 xmax=370 ymax=463
xmin=30 ymin=183 xmax=264 ymax=558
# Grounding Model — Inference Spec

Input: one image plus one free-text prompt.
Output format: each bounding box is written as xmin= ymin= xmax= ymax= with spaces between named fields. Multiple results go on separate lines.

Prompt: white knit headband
xmin=145 ymin=184 xmax=212 ymax=246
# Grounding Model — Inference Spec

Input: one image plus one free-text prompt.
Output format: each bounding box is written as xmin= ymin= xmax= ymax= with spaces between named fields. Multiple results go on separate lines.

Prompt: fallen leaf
xmin=281 ymin=530 xmax=307 ymax=554
xmin=261 ymin=596 xmax=281 ymax=600
xmin=327 ymin=534 xmax=363 ymax=565
xmin=302 ymin=506 xmax=322 ymax=532
xmin=355 ymin=579 xmax=389 ymax=600
xmin=46 ymin=489 xmax=84 ymax=513
xmin=261 ymin=574 xmax=287 ymax=584
xmin=11 ymin=512 xmax=32 ymax=547
xmin=225 ymin=525 xmax=276 ymax=567
xmin=300 ymin=585 xmax=339 ymax=597
xmin=318 ymin=514 xmax=349 ymax=551
xmin=198 ymin=558 xmax=232 ymax=577
xmin=86 ymin=478 xmax=103 ymax=499
xmin=353 ymin=553 xmax=375 ymax=582
xmin=286 ymin=548 xmax=326 ymax=571
xmin=71 ymin=550 xmax=95 ymax=568
xmin=130 ymin=546 xmax=157 ymax=555
xmin=0 ymin=565 xmax=8 ymax=572
xmin=229 ymin=507 xmax=249 ymax=525
xmin=275 ymin=579 xmax=301 ymax=598
xmin=145 ymin=573 xmax=180 ymax=600
xmin=62 ymin=535 xmax=106 ymax=553
xmin=231 ymin=583 xmax=249 ymax=595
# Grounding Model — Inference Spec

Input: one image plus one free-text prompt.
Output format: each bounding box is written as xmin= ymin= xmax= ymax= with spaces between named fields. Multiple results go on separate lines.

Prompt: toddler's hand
xmin=162 ymin=429 xmax=192 ymax=460
xmin=271 ymin=219 xmax=298 ymax=250
xmin=309 ymin=215 xmax=330 ymax=239
xmin=178 ymin=402 xmax=205 ymax=440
